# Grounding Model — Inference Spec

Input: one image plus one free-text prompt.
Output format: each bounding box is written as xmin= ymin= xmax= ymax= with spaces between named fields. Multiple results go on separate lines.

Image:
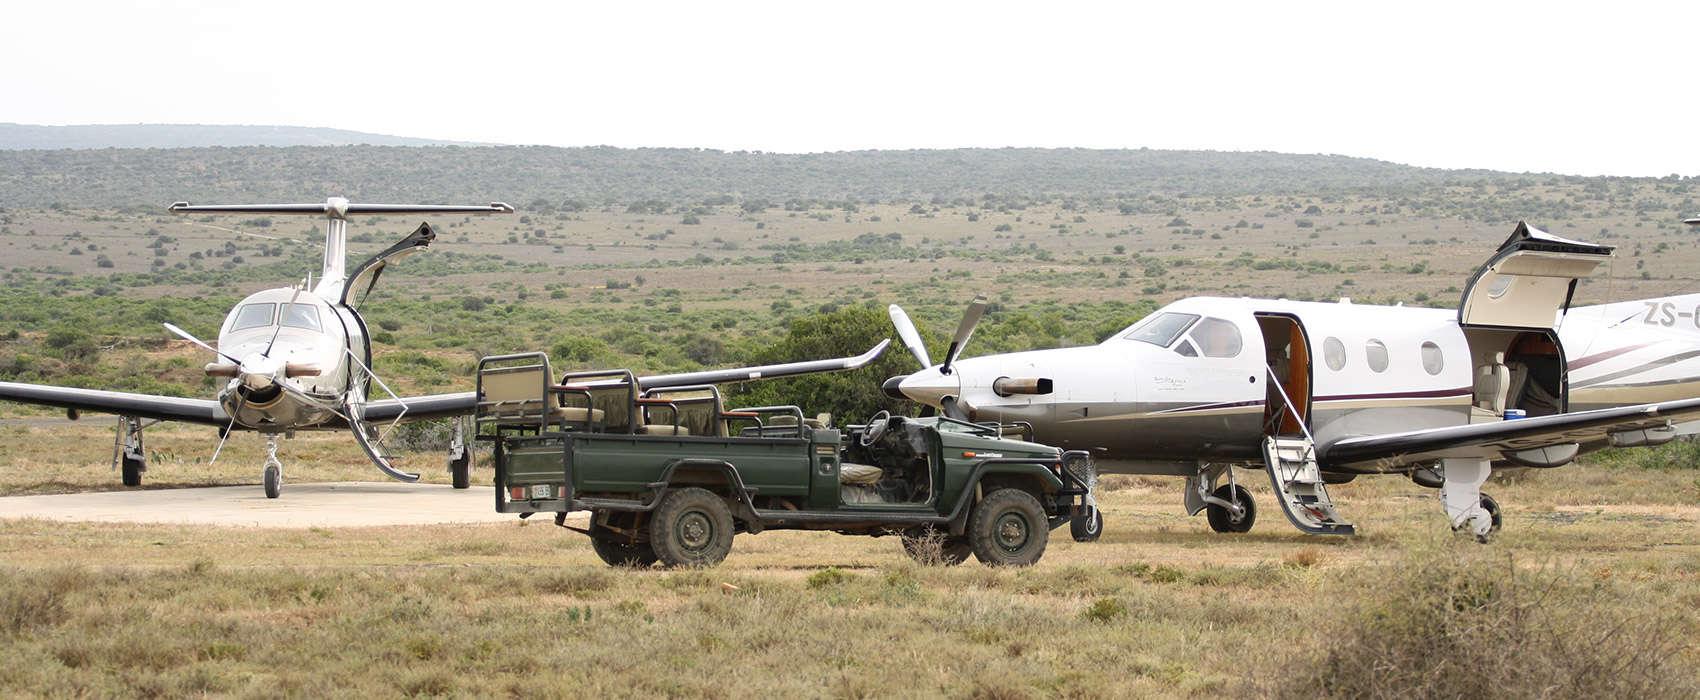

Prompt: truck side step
xmin=1261 ymin=436 xmax=1355 ymax=536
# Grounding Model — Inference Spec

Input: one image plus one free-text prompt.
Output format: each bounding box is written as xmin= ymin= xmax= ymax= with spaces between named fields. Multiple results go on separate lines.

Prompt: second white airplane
xmin=886 ymin=222 xmax=1700 ymax=541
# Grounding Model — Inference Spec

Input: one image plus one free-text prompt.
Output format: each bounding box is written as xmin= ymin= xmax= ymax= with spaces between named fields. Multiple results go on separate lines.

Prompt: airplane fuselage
xmin=900 ymin=294 xmax=1700 ymax=476
xmin=210 ymin=287 xmax=364 ymax=433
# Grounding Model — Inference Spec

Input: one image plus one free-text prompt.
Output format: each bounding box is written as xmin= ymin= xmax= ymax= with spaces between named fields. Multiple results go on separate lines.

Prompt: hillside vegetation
xmin=0 ymin=144 xmax=1575 ymax=209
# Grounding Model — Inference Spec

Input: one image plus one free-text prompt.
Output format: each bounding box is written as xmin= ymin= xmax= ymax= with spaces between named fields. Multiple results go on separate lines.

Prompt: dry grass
xmin=0 ymin=457 xmax=1696 ymax=697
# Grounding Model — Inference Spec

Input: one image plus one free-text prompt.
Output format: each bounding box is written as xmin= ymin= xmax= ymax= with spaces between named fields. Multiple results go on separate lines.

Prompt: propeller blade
xmin=163 ymin=323 xmax=242 ymax=365
xmin=209 ymin=390 xmax=247 ymax=465
xmin=939 ymin=296 xmax=987 ymax=375
xmin=887 ymin=304 xmax=932 ymax=368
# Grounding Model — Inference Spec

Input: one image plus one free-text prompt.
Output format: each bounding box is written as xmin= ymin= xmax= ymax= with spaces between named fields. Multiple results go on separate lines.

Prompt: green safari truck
xmin=475 ymin=352 xmax=1098 ymax=568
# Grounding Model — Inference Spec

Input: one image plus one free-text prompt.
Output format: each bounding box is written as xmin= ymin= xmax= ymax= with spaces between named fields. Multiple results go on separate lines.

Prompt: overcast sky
xmin=3 ymin=0 xmax=1696 ymax=176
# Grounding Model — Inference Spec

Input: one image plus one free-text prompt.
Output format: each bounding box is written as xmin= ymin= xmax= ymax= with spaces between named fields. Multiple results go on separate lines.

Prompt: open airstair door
xmin=1262 ymin=436 xmax=1355 ymax=535
xmin=342 ymin=222 xmax=438 ymax=309
xmin=1458 ymin=222 xmax=1613 ymax=331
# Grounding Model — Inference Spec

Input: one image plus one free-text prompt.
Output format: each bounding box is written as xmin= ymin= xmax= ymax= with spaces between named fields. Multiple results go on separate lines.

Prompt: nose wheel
xmin=261 ymin=435 xmax=283 ymax=499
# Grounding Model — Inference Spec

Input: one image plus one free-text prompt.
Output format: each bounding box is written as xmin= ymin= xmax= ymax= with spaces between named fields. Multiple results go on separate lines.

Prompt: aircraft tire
xmin=968 ymin=488 xmax=1048 ymax=567
xmin=120 ymin=457 xmax=143 ymax=487
xmin=1206 ymin=484 xmax=1255 ymax=533
xmin=1070 ymin=506 xmax=1104 ymax=542
xmin=648 ymin=488 xmax=734 ymax=568
xmin=263 ymin=466 xmax=282 ymax=499
xmin=450 ymin=453 xmax=471 ymax=490
xmin=1475 ymin=493 xmax=1503 ymax=544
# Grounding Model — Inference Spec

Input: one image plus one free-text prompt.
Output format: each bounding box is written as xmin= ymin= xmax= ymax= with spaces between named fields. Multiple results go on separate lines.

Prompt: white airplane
xmin=0 ymin=197 xmax=890 ymax=498
xmin=885 ymin=221 xmax=1700 ymax=541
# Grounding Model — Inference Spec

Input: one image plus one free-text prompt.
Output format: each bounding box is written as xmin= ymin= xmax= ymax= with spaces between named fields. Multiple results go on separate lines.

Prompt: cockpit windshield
xmin=281 ymin=303 xmax=322 ymax=332
xmin=1122 ymin=312 xmax=1199 ymax=347
xmin=231 ymin=303 xmax=275 ymax=331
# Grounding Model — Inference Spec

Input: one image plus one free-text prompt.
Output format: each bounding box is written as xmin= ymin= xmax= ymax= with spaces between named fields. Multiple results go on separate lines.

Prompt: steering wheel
xmin=859 ymin=411 xmax=891 ymax=447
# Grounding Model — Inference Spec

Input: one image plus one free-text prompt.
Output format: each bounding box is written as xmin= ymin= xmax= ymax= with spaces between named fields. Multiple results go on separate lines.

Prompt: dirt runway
xmin=0 ymin=482 xmax=526 ymax=528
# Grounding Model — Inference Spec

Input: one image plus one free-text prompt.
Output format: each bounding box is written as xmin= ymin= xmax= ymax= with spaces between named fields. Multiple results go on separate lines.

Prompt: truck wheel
xmin=648 ymin=488 xmax=735 ymax=568
xmin=589 ymin=517 xmax=657 ymax=567
xmin=590 ymin=536 xmax=659 ymax=567
xmin=900 ymin=527 xmax=971 ymax=566
xmin=1070 ymin=506 xmax=1103 ymax=543
xmin=967 ymin=488 xmax=1049 ymax=567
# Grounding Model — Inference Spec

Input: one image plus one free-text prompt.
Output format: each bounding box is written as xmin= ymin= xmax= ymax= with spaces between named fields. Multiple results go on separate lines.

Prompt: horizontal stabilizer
xmin=169 ymin=201 xmax=514 ymax=218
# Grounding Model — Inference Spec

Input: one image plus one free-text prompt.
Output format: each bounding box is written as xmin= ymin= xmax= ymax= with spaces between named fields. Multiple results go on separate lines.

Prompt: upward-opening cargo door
xmin=1458 ymin=222 xmax=1613 ymax=331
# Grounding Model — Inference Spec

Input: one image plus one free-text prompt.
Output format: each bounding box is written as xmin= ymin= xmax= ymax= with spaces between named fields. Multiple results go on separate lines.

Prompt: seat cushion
xmin=839 ymin=462 xmax=882 ymax=485
xmin=637 ymin=424 xmax=691 ymax=435
xmin=556 ymin=407 xmax=606 ymax=424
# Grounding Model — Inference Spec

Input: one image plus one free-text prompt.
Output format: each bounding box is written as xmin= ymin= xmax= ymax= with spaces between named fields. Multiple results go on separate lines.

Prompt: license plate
xmin=530 ymin=484 xmax=553 ymax=499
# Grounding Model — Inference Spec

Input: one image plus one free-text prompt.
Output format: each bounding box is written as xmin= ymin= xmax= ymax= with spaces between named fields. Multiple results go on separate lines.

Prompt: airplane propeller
xmin=163 ymin=323 xmax=242 ymax=365
xmin=887 ymin=304 xmax=932 ymax=368
xmin=884 ymin=296 xmax=990 ymax=421
xmin=940 ymin=295 xmax=987 ymax=376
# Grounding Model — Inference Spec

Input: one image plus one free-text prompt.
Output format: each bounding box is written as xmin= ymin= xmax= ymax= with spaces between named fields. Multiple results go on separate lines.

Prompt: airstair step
xmin=1262 ymin=435 xmax=1356 ymax=537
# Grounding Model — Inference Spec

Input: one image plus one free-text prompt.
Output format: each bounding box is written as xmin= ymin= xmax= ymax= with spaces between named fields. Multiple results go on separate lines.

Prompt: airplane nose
xmin=882 ymin=375 xmax=909 ymax=399
xmin=897 ymin=369 xmax=961 ymax=406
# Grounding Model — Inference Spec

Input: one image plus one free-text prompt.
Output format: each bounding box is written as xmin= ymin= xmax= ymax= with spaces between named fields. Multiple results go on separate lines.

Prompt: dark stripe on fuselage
xmin=1314 ymin=387 xmax=1472 ymax=402
xmin=1154 ymin=399 xmax=1266 ymax=414
xmin=1568 ymin=342 xmax=1658 ymax=370
xmin=1569 ymin=349 xmax=1700 ymax=389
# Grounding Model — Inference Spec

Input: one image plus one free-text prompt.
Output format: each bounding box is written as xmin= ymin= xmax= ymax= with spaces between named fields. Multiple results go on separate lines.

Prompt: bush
xmin=1280 ymin=548 xmax=1696 ymax=699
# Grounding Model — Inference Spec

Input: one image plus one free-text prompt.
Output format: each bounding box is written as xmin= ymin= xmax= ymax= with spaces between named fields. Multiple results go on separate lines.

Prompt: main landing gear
xmin=1438 ymin=458 xmax=1503 ymax=543
xmin=114 ymin=416 xmax=151 ymax=487
xmin=1186 ymin=463 xmax=1259 ymax=533
xmin=447 ymin=416 xmax=471 ymax=489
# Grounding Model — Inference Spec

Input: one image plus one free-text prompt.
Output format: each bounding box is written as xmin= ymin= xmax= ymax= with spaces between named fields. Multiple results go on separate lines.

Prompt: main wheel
xmin=967 ymin=488 xmax=1049 ymax=567
xmin=1070 ymin=505 xmax=1103 ymax=542
xmin=449 ymin=452 xmax=471 ymax=490
xmin=263 ymin=465 xmax=282 ymax=499
xmin=120 ymin=456 xmax=143 ymax=487
xmin=900 ymin=527 xmax=972 ymax=566
xmin=648 ymin=488 xmax=735 ymax=568
xmin=1475 ymin=493 xmax=1504 ymax=544
xmin=1206 ymin=484 xmax=1255 ymax=533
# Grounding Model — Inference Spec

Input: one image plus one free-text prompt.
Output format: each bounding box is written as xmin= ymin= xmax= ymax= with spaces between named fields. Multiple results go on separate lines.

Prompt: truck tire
xmin=589 ymin=518 xmax=658 ymax=567
xmin=900 ymin=527 xmax=971 ymax=566
xmin=648 ymin=487 xmax=735 ymax=568
xmin=590 ymin=536 xmax=659 ymax=567
xmin=967 ymin=488 xmax=1049 ymax=567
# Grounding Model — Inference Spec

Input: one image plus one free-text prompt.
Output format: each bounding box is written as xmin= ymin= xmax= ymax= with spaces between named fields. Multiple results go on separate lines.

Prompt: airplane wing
xmin=340 ymin=341 xmax=892 ymax=423
xmin=1317 ymin=396 xmax=1700 ymax=472
xmin=356 ymin=392 xmax=476 ymax=424
xmin=637 ymin=339 xmax=891 ymax=388
xmin=0 ymin=381 xmax=226 ymax=425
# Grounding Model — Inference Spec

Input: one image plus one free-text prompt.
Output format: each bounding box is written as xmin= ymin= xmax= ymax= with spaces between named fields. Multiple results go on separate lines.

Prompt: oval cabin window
xmin=1323 ymin=337 xmax=1346 ymax=371
xmin=1420 ymin=341 xmax=1444 ymax=375
xmin=1365 ymin=339 xmax=1389 ymax=373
